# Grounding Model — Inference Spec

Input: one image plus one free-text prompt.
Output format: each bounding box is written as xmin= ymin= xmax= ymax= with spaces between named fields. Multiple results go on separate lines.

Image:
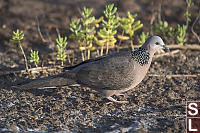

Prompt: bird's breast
xmin=126 ymin=62 xmax=151 ymax=91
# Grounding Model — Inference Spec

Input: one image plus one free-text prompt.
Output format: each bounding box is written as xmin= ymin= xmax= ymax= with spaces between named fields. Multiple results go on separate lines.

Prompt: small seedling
xmin=70 ymin=7 xmax=101 ymax=60
xmin=56 ymin=35 xmax=67 ymax=66
xmin=118 ymin=12 xmax=143 ymax=49
xmin=70 ymin=19 xmax=84 ymax=41
xmin=97 ymin=4 xmax=119 ymax=55
xmin=153 ymin=21 xmax=168 ymax=35
xmin=70 ymin=19 xmax=85 ymax=61
xmin=176 ymin=24 xmax=187 ymax=45
xmin=30 ymin=49 xmax=39 ymax=67
xmin=167 ymin=27 xmax=175 ymax=37
xmin=80 ymin=7 xmax=98 ymax=60
xmin=153 ymin=21 xmax=175 ymax=40
xmin=138 ymin=32 xmax=149 ymax=45
xmin=184 ymin=0 xmax=194 ymax=28
xmin=10 ymin=29 xmax=29 ymax=71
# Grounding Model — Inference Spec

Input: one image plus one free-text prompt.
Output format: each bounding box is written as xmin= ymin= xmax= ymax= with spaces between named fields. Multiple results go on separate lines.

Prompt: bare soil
xmin=0 ymin=0 xmax=199 ymax=132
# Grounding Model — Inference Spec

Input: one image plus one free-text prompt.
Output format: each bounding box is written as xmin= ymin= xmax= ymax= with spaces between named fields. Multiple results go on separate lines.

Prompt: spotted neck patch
xmin=131 ymin=48 xmax=150 ymax=66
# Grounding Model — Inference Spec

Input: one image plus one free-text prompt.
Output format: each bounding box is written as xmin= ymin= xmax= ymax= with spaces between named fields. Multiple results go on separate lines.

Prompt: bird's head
xmin=142 ymin=36 xmax=169 ymax=53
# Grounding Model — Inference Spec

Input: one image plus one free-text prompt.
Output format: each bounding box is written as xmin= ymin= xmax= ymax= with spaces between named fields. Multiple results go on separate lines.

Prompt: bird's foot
xmin=106 ymin=96 xmax=128 ymax=104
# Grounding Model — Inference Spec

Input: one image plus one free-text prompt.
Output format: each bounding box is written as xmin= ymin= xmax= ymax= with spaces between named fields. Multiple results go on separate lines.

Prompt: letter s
xmin=188 ymin=103 xmax=198 ymax=116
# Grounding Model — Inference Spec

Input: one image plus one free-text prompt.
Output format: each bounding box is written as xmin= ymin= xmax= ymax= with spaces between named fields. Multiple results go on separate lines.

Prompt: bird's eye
xmin=155 ymin=42 xmax=159 ymax=45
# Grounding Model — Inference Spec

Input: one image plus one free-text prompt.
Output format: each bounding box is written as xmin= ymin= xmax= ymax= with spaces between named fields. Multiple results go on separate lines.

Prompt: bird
xmin=16 ymin=36 xmax=169 ymax=103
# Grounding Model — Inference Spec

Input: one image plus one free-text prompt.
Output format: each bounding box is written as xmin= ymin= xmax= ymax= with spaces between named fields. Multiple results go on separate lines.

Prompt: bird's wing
xmin=64 ymin=55 xmax=108 ymax=70
xmin=75 ymin=51 xmax=136 ymax=90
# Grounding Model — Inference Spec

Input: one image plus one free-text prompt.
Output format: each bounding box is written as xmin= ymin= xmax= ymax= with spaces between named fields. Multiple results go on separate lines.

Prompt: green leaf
xmin=10 ymin=29 xmax=24 ymax=43
xmin=56 ymin=35 xmax=68 ymax=63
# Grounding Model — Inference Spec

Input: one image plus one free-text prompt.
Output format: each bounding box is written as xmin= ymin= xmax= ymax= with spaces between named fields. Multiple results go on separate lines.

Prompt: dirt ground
xmin=0 ymin=0 xmax=200 ymax=132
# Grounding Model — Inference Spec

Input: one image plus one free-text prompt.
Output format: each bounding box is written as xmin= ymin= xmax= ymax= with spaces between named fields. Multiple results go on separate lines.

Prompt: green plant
xmin=30 ymin=49 xmax=39 ymax=67
xmin=138 ymin=32 xmax=149 ymax=45
xmin=184 ymin=0 xmax=194 ymax=28
xmin=70 ymin=7 xmax=101 ymax=60
xmin=153 ymin=21 xmax=175 ymax=37
xmin=118 ymin=11 xmax=143 ymax=49
xmin=80 ymin=7 xmax=99 ymax=59
xmin=56 ymin=35 xmax=67 ymax=66
xmin=168 ymin=27 xmax=175 ymax=37
xmin=70 ymin=19 xmax=84 ymax=41
xmin=176 ymin=24 xmax=187 ymax=45
xmin=96 ymin=4 xmax=119 ymax=55
xmin=10 ymin=29 xmax=29 ymax=71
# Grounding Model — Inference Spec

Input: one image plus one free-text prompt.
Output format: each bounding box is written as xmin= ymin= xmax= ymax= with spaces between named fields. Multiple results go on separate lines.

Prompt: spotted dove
xmin=17 ymin=36 xmax=169 ymax=103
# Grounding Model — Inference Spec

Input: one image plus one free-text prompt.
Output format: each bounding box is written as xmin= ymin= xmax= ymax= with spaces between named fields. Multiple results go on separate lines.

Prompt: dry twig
xmin=154 ymin=50 xmax=180 ymax=58
xmin=93 ymin=44 xmax=200 ymax=51
xmin=191 ymin=10 xmax=200 ymax=43
xmin=0 ymin=66 xmax=63 ymax=77
xmin=36 ymin=16 xmax=49 ymax=43
xmin=149 ymin=74 xmax=200 ymax=78
xmin=167 ymin=44 xmax=200 ymax=50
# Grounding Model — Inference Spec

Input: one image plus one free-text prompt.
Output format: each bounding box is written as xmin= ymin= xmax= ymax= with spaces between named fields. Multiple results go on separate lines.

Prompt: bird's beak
xmin=162 ymin=45 xmax=170 ymax=52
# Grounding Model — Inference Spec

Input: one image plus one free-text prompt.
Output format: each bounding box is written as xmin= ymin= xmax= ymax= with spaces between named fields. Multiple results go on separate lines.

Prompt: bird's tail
xmin=14 ymin=72 xmax=77 ymax=89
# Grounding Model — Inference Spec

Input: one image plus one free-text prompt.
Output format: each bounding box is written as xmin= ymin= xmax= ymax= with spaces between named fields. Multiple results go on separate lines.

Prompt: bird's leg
xmin=106 ymin=96 xmax=128 ymax=104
